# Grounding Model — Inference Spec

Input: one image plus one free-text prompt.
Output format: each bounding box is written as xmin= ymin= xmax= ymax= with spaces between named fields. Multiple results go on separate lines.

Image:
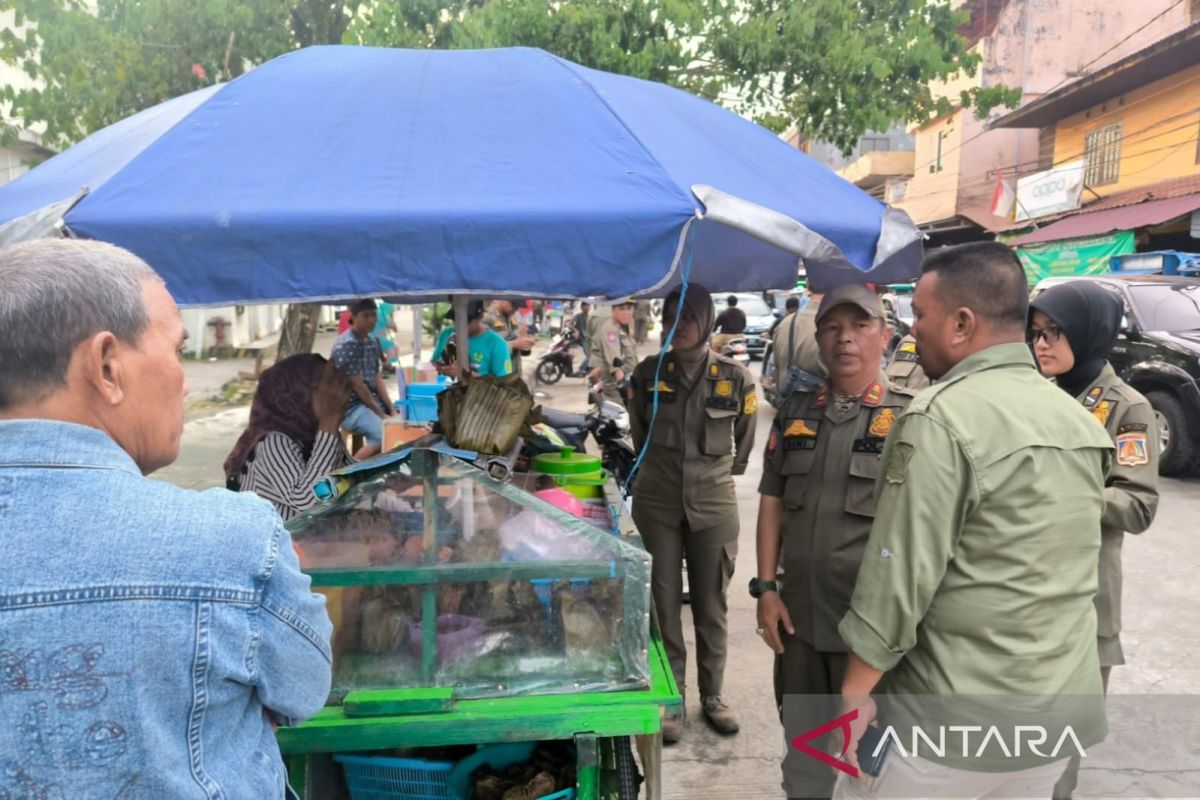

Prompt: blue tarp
xmin=0 ymin=46 xmax=922 ymax=306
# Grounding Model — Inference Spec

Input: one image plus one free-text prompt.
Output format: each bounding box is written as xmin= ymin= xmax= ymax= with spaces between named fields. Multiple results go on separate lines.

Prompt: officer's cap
xmin=608 ymin=296 xmax=637 ymax=308
xmin=815 ymin=284 xmax=886 ymax=325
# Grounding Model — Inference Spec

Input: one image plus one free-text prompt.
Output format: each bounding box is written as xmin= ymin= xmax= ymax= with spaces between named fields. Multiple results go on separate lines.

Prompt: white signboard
xmin=1015 ymin=160 xmax=1086 ymax=222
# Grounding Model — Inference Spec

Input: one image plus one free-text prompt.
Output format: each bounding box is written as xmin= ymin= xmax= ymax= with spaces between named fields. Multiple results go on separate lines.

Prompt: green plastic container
xmin=533 ymin=449 xmax=606 ymax=499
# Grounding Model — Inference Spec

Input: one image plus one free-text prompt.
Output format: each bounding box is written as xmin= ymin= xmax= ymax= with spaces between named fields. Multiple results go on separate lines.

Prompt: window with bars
xmin=1084 ymin=123 xmax=1122 ymax=186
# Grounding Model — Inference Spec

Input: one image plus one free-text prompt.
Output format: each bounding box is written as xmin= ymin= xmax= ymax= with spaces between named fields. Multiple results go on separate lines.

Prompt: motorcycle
xmin=534 ymin=325 xmax=587 ymax=385
xmin=720 ymin=334 xmax=751 ymax=366
xmin=539 ymin=387 xmax=638 ymax=491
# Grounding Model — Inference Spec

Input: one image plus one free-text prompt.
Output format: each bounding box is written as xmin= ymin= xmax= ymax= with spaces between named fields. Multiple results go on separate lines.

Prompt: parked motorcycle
xmin=534 ymin=325 xmax=587 ymax=385
xmin=539 ymin=387 xmax=638 ymax=491
xmin=720 ymin=334 xmax=751 ymax=366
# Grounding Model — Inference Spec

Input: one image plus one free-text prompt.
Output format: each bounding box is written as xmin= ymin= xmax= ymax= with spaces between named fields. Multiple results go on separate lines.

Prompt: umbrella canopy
xmin=0 ymin=46 xmax=921 ymax=306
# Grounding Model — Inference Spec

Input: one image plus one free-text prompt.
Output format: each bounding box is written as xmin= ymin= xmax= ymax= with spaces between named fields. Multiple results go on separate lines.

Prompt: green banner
xmin=1015 ymin=231 xmax=1135 ymax=283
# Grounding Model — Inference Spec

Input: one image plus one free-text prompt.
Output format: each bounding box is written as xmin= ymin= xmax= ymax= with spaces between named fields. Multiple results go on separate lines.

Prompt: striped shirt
xmin=239 ymin=431 xmax=352 ymax=521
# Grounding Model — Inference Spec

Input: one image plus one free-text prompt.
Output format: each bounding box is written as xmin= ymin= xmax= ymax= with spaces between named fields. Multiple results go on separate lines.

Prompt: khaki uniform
xmin=634 ymin=300 xmax=653 ymax=344
xmin=759 ymin=375 xmax=914 ymax=798
xmin=839 ymin=345 xmax=1113 ymax=769
xmin=629 ymin=351 xmax=756 ymax=699
xmin=1054 ymin=362 xmax=1158 ymax=799
xmin=884 ymin=334 xmax=930 ymax=390
xmin=772 ymin=304 xmax=823 ymax=379
xmin=590 ymin=317 xmax=637 ymax=403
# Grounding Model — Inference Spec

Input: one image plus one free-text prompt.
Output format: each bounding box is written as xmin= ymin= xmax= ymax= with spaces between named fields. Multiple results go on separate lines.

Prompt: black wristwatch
xmin=749 ymin=577 xmax=779 ymax=598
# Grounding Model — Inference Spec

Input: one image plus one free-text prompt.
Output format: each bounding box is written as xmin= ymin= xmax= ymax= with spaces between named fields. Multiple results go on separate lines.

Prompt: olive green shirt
xmin=630 ymin=351 xmax=756 ymax=536
xmin=1076 ymin=362 xmax=1159 ymax=644
xmin=759 ymin=375 xmax=914 ymax=651
xmin=884 ymin=334 xmax=930 ymax=390
xmin=840 ymin=344 xmax=1114 ymax=700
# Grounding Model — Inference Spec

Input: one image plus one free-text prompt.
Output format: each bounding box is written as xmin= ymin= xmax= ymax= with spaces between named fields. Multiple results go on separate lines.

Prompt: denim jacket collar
xmin=0 ymin=418 xmax=142 ymax=474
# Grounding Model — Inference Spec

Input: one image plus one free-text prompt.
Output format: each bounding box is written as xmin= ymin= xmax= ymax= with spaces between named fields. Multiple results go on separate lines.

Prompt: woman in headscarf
xmin=224 ymin=354 xmax=353 ymax=521
xmin=627 ymin=284 xmax=757 ymax=744
xmin=1028 ymin=281 xmax=1160 ymax=798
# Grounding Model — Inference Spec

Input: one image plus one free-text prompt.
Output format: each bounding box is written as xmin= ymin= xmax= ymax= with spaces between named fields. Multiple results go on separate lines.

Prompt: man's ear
xmin=953 ymin=307 xmax=978 ymax=342
xmin=81 ymin=331 xmax=126 ymax=406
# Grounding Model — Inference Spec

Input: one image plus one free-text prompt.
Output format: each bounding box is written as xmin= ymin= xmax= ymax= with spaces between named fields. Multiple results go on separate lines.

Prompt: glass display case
xmin=287 ymin=450 xmax=651 ymax=704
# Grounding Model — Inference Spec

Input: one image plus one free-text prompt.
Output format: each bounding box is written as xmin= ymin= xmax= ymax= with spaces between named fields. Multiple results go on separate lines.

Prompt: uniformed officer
xmin=883 ymin=333 xmax=930 ymax=390
xmin=1030 ymin=282 xmax=1160 ymax=800
xmin=588 ymin=298 xmax=638 ymax=404
xmin=769 ymin=290 xmax=826 ymax=406
xmin=835 ymin=243 xmax=1113 ymax=799
xmin=754 ymin=284 xmax=913 ymax=798
xmin=629 ymin=283 xmax=756 ymax=744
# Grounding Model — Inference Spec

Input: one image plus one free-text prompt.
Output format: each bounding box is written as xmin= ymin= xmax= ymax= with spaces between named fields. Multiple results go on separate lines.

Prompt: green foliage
xmin=0 ymin=0 xmax=340 ymax=149
xmin=2 ymin=0 xmax=1015 ymax=158
xmin=700 ymin=0 xmax=1016 ymax=153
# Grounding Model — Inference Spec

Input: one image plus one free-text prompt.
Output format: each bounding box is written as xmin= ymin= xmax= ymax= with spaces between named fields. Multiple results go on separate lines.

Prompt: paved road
xmin=159 ymin=357 xmax=1200 ymax=798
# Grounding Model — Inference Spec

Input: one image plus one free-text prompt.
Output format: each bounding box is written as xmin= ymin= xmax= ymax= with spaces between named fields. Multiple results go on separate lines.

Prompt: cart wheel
xmin=615 ymin=736 xmax=641 ymax=800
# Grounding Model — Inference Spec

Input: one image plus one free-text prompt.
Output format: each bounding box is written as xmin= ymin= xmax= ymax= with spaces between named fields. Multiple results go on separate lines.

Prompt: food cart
xmin=277 ymin=445 xmax=680 ymax=799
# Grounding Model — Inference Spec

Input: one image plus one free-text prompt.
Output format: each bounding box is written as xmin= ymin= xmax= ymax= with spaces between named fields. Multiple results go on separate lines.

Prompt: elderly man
xmin=835 ymin=243 xmax=1113 ymax=798
xmin=755 ymin=284 xmax=914 ymax=798
xmin=0 ymin=239 xmax=332 ymax=798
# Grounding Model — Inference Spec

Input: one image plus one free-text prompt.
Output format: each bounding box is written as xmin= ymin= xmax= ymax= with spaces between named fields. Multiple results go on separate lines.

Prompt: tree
xmin=350 ymin=0 xmax=1018 ymax=156
xmin=700 ymin=0 xmax=1021 ymax=154
xmin=0 ymin=0 xmax=350 ymax=150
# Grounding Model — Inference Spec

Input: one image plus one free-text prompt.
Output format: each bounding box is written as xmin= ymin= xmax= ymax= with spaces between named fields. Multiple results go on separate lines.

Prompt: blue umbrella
xmin=0 ymin=46 xmax=921 ymax=305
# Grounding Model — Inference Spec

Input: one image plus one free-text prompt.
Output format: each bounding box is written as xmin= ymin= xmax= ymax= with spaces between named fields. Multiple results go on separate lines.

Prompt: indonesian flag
xmin=990 ymin=176 xmax=1015 ymax=219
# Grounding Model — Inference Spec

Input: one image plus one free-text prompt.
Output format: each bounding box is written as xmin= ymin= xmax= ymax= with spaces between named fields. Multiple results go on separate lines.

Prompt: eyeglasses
xmin=1028 ymin=325 xmax=1064 ymax=345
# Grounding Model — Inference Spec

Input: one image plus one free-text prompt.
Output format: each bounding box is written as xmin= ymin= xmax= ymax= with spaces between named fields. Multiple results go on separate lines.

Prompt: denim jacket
xmin=0 ymin=420 xmax=333 ymax=799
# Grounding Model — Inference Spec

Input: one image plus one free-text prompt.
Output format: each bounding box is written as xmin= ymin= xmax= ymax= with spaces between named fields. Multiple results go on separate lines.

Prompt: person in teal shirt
xmin=432 ymin=301 xmax=513 ymax=378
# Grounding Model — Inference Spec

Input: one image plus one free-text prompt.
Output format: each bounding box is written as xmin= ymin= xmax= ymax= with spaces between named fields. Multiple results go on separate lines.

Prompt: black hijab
xmin=1029 ymin=282 xmax=1124 ymax=397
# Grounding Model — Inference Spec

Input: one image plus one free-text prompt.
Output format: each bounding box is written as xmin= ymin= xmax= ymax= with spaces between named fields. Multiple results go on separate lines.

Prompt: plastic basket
xmin=335 ymin=753 xmax=455 ymax=800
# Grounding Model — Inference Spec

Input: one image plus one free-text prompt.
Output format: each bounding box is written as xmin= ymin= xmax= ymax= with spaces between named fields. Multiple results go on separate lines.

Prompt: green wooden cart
xmin=280 ymin=450 xmax=680 ymax=799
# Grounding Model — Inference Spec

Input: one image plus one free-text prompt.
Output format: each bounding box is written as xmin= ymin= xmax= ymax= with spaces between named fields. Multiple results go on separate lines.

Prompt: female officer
xmin=629 ymin=283 xmax=757 ymax=743
xmin=1029 ymin=281 xmax=1160 ymax=798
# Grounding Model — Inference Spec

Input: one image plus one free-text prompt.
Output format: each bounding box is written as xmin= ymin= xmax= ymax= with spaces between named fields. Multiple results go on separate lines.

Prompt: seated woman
xmin=431 ymin=300 xmax=513 ymax=378
xmin=224 ymin=354 xmax=353 ymax=521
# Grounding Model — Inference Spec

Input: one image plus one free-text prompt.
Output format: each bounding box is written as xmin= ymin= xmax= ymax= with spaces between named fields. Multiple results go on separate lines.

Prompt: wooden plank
xmin=343 ymin=687 xmax=454 ymax=717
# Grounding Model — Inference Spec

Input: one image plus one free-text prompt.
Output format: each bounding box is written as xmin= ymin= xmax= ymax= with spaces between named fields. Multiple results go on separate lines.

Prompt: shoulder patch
xmin=607 ymin=331 xmax=617 ymax=344
xmin=766 ymin=421 xmax=781 ymax=456
xmin=899 ymin=341 xmax=917 ymax=354
xmin=1116 ymin=431 xmax=1150 ymax=467
xmin=1117 ymin=422 xmax=1147 ymax=435
xmin=885 ymin=441 xmax=915 ymax=485
xmin=1082 ymin=386 xmax=1103 ymax=408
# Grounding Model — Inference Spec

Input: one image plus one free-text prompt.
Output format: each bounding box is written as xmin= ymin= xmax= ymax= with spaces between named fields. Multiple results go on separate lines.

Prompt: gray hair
xmin=0 ymin=238 xmax=162 ymax=409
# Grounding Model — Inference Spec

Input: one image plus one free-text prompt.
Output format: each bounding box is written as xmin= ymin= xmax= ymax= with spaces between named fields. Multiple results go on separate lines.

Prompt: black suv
xmin=1033 ymin=275 xmax=1200 ymax=475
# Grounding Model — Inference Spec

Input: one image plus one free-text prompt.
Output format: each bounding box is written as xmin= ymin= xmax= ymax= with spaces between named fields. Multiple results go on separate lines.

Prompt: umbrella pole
xmin=452 ymin=296 xmax=470 ymax=378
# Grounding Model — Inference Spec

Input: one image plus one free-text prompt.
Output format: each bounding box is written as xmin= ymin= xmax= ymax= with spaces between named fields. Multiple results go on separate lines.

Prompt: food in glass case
xmin=287 ymin=450 xmax=651 ymax=703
